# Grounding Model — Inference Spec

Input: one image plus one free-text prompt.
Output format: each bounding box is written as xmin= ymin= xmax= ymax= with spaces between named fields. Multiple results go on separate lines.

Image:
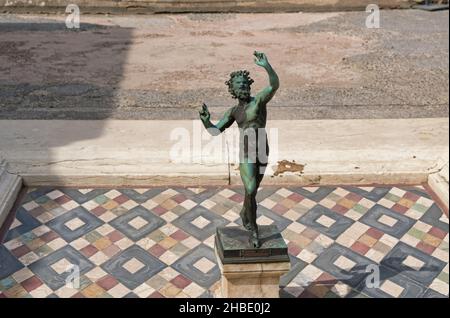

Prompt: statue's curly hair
xmin=225 ymin=70 xmax=254 ymax=99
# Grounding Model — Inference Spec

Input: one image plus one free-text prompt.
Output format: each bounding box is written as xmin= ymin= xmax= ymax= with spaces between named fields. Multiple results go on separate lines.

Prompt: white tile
xmin=287 ymin=222 xmax=306 ymax=233
xmin=82 ymin=200 xmax=99 ymax=210
xmin=180 ymin=199 xmax=197 ymax=210
xmin=32 ymin=225 xmax=51 ymax=236
xmin=402 ymin=255 xmax=425 ymax=271
xmin=46 ymin=238 xmax=67 ymax=250
xmin=257 ymin=215 xmax=274 ymax=226
xmin=12 ymin=268 xmax=34 ymax=283
xmin=128 ymin=216 xmax=148 ymax=230
xmin=261 ymin=198 xmax=277 ymax=209
xmin=390 ymin=187 xmax=406 ymax=197
xmin=316 ymin=215 xmax=336 ymax=228
xmin=47 ymin=190 xmax=64 ymax=200
xmin=121 ymin=200 xmax=139 ymax=210
xmin=200 ymin=200 xmax=215 ymax=209
xmin=193 ymin=257 xmax=216 ymax=273
xmin=378 ymin=198 xmax=395 ymax=209
xmin=191 ymin=216 xmax=210 ymax=229
xmin=61 ymin=201 xmax=79 ymax=211
xmin=115 ymin=238 xmax=134 ymax=250
xmin=378 ymin=215 xmax=398 ymax=227
xmin=319 ymin=198 xmax=335 ymax=209
xmin=30 ymin=284 xmax=53 ymax=298
xmin=277 ymin=188 xmax=293 ymax=197
xmin=64 ymin=217 xmax=85 ymax=231
xmin=85 ymin=267 xmax=108 ymax=281
xmin=19 ymin=252 xmax=40 ymax=266
xmin=104 ymin=190 xmax=122 ymax=199
xmin=136 ymin=238 xmax=156 ymax=250
xmin=23 ymin=201 xmax=39 ymax=211
xmin=333 ymin=255 xmax=356 ymax=271
xmin=159 ymin=251 xmax=179 ymax=265
xmin=96 ymin=224 xmax=115 ymax=236
xmin=70 ymin=238 xmax=90 ymax=250
xmin=133 ymin=283 xmax=155 ymax=298
xmin=160 ymin=211 xmax=178 ymax=223
xmin=123 ymin=257 xmax=145 ymax=274
xmin=141 ymin=200 xmax=158 ymax=210
xmin=107 ymin=283 xmax=130 ymax=298
xmin=183 ymin=282 xmax=204 ymax=298
xmin=334 ymin=188 xmax=350 ymax=197
xmin=414 ymin=221 xmax=432 ymax=233
xmin=298 ymin=249 xmax=317 ymax=263
xmin=89 ymin=251 xmax=110 ymax=266
xmin=429 ymin=279 xmax=449 ymax=296
xmin=160 ymin=224 xmax=178 ymax=236
xmin=51 ymin=258 xmax=74 ymax=275
xmin=219 ymin=189 xmax=235 ymax=198
xmin=78 ymin=189 xmax=93 ymax=194
xmin=98 ymin=211 xmax=117 ymax=222
xmin=55 ymin=286 xmax=79 ymax=298
xmin=380 ymin=280 xmax=404 ymax=297
xmin=159 ymin=267 xmax=179 ymax=281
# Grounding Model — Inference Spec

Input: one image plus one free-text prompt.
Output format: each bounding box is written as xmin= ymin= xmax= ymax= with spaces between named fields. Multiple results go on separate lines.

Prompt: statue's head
xmin=225 ymin=70 xmax=254 ymax=100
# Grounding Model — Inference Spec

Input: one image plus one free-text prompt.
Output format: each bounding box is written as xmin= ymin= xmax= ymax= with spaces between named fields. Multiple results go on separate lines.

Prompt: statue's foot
xmin=240 ymin=211 xmax=252 ymax=230
xmin=251 ymin=231 xmax=260 ymax=248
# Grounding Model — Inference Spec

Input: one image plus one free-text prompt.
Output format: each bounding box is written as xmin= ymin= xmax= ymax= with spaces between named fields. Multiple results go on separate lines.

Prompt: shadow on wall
xmin=0 ymin=17 xmax=133 ymax=187
xmin=0 ymin=17 xmax=132 ymax=120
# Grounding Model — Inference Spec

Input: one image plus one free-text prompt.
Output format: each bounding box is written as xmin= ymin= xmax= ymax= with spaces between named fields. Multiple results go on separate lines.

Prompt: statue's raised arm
xmin=253 ymin=51 xmax=279 ymax=104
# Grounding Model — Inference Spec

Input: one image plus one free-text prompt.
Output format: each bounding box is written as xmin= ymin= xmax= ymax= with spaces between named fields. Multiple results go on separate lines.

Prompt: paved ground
xmin=0 ymin=185 xmax=448 ymax=298
xmin=0 ymin=10 xmax=448 ymax=120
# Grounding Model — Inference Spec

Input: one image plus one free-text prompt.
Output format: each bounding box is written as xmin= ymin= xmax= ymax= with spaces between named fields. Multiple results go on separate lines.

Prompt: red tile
xmin=288 ymin=192 xmax=304 ymax=202
xmin=302 ymin=228 xmax=319 ymax=240
xmin=80 ymin=245 xmax=99 ymax=258
xmin=152 ymin=206 xmax=167 ymax=216
xmin=229 ymin=193 xmax=244 ymax=203
xmin=316 ymin=272 xmax=336 ymax=284
xmin=11 ymin=245 xmax=31 ymax=258
xmin=170 ymin=230 xmax=190 ymax=241
xmin=299 ymin=290 xmax=318 ymax=298
xmin=351 ymin=242 xmax=370 ymax=255
xmin=403 ymin=192 xmax=420 ymax=202
xmin=114 ymin=194 xmax=129 ymax=204
xmin=54 ymin=195 xmax=72 ymax=205
xmin=391 ymin=204 xmax=408 ymax=214
xmin=107 ymin=230 xmax=124 ymax=243
xmin=172 ymin=194 xmax=187 ymax=204
xmin=0 ymin=293 xmax=6 ymax=298
xmin=428 ymin=227 xmax=447 ymax=240
xmin=331 ymin=204 xmax=348 ymax=215
xmin=29 ymin=206 xmax=46 ymax=217
xmin=72 ymin=292 xmax=86 ymax=298
xmin=345 ymin=192 xmax=363 ymax=202
xmin=366 ymin=228 xmax=384 ymax=240
xmin=149 ymin=291 xmax=165 ymax=298
xmin=21 ymin=276 xmax=43 ymax=292
xmin=91 ymin=206 xmax=107 ymax=216
xmin=149 ymin=244 xmax=166 ymax=257
xmin=287 ymin=242 xmax=301 ymax=256
xmin=272 ymin=203 xmax=289 ymax=215
xmin=103 ymin=244 xmax=120 ymax=257
xmin=40 ymin=231 xmax=59 ymax=243
xmin=416 ymin=242 xmax=436 ymax=255
xmin=171 ymin=275 xmax=192 ymax=289
xmin=97 ymin=275 xmax=119 ymax=290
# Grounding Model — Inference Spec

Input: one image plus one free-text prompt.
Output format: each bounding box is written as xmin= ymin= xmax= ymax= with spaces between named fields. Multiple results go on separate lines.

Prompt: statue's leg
xmin=239 ymin=162 xmax=260 ymax=247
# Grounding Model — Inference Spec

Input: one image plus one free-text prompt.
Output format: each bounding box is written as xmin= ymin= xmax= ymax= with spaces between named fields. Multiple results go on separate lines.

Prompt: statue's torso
xmin=231 ymin=97 xmax=269 ymax=163
xmin=232 ymin=97 xmax=267 ymax=130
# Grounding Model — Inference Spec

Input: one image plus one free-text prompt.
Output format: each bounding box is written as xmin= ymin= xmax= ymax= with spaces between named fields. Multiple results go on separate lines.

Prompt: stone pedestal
xmin=213 ymin=225 xmax=290 ymax=298
xmin=0 ymin=160 xmax=22 ymax=234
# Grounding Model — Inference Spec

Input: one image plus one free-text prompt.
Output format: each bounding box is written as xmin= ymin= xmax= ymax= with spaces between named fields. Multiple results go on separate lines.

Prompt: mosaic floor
xmin=0 ymin=186 xmax=448 ymax=298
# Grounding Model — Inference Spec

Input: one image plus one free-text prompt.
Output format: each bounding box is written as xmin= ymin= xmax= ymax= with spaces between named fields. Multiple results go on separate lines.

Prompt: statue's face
xmin=232 ymin=76 xmax=251 ymax=100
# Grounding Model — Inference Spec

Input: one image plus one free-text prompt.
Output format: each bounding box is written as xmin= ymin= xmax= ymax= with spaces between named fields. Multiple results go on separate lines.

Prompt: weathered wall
xmin=0 ymin=0 xmax=413 ymax=13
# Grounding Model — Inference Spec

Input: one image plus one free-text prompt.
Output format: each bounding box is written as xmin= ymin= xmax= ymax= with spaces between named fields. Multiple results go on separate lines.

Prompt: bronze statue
xmin=199 ymin=51 xmax=279 ymax=248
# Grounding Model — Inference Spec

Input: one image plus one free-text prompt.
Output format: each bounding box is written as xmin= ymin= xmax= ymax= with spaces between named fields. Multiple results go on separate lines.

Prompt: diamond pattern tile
xmin=0 ymin=185 xmax=447 ymax=298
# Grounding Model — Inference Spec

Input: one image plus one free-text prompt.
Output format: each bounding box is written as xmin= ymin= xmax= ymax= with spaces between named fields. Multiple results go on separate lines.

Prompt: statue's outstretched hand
xmin=199 ymin=103 xmax=211 ymax=122
xmin=254 ymin=51 xmax=269 ymax=68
